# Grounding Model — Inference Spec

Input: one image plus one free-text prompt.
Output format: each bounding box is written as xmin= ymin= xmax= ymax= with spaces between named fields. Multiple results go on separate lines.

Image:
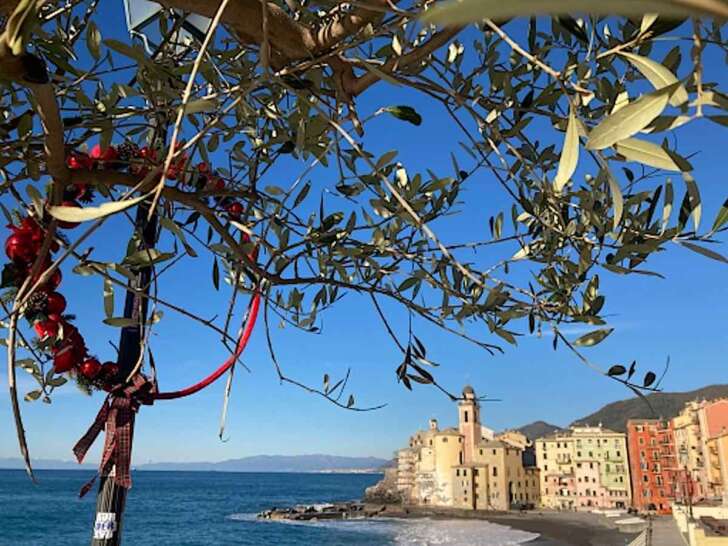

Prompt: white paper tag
xmin=93 ymin=512 xmax=117 ymax=540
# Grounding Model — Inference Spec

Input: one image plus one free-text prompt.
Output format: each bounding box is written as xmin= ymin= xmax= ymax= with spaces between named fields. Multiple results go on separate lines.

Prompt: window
xmin=474 ymin=469 xmax=479 ymax=476
xmin=463 ymin=469 xmax=467 ymax=476
xmin=456 ymin=469 xmax=460 ymax=476
xmin=493 ymin=467 xmax=498 ymax=477
xmin=443 ymin=437 xmax=448 ymax=443
xmin=464 ymin=411 xmax=469 ymax=423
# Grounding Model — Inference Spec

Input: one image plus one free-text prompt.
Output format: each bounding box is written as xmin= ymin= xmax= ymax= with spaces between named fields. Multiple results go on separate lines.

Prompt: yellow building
xmin=675 ymin=401 xmax=710 ymax=499
xmin=535 ymin=425 xmax=631 ymax=510
xmin=707 ymin=429 xmax=728 ymax=505
xmin=673 ymin=399 xmax=728 ymax=501
xmin=393 ymin=386 xmax=539 ymax=510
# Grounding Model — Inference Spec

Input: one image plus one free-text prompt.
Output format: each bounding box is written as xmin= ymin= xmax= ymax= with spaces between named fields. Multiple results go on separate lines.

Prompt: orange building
xmin=627 ymin=419 xmax=679 ymax=514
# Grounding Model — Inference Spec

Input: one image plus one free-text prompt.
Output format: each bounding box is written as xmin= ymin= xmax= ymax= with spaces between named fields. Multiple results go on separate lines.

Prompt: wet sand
xmin=371 ymin=505 xmax=640 ymax=546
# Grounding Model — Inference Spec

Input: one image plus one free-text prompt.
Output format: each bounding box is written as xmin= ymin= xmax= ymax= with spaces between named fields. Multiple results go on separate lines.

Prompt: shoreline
xmin=368 ymin=505 xmax=642 ymax=546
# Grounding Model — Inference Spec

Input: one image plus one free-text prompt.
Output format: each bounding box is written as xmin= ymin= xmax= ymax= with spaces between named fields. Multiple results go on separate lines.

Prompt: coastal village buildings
xmin=673 ymin=399 xmax=728 ymax=501
xmin=382 ymin=387 xmax=728 ymax=525
xmin=393 ymin=386 xmax=540 ymax=511
xmin=535 ymin=425 xmax=631 ymax=511
xmin=626 ymin=419 xmax=679 ymax=514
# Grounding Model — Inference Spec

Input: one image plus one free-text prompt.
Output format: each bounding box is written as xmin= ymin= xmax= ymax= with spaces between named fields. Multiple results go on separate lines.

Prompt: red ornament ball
xmin=52 ymin=344 xmax=80 ymax=373
xmin=80 ymin=358 xmax=102 ymax=379
xmin=34 ymin=319 xmax=59 ymax=340
xmin=47 ymin=268 xmax=62 ymax=290
xmin=66 ymin=153 xmax=91 ymax=170
xmin=90 ymin=144 xmax=118 ymax=162
xmin=28 ymin=266 xmax=62 ymax=290
xmin=226 ymin=201 xmax=243 ymax=219
xmin=5 ymin=232 xmax=36 ymax=263
xmin=102 ymin=361 xmax=120 ymax=380
xmin=45 ymin=291 xmax=66 ymax=315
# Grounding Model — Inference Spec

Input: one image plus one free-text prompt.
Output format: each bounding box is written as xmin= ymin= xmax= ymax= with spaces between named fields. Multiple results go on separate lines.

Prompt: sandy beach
xmin=371 ymin=505 xmax=642 ymax=545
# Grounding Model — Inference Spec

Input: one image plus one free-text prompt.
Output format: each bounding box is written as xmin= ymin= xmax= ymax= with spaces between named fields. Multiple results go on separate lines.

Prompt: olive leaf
xmin=619 ymin=52 xmax=688 ymax=107
xmin=587 ymin=85 xmax=676 ymax=150
xmin=382 ymin=106 xmax=423 ymax=126
xmin=614 ymin=137 xmax=680 ymax=171
xmin=679 ymin=242 xmax=728 ymax=264
xmin=711 ymin=198 xmax=728 ymax=233
xmin=419 ymin=0 xmax=727 ymax=26
xmin=553 ymin=109 xmax=580 ymax=192
xmin=103 ymin=277 xmax=114 ymax=318
xmin=574 ymin=328 xmax=614 ymax=347
xmin=49 ymin=192 xmax=152 ymax=223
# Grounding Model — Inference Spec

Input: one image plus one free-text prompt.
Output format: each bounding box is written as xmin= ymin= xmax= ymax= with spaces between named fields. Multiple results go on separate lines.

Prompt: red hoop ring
xmin=154 ymin=290 xmax=260 ymax=400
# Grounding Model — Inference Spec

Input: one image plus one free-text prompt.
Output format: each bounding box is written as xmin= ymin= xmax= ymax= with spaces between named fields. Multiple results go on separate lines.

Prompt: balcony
xmin=556 ymin=455 xmax=572 ymax=464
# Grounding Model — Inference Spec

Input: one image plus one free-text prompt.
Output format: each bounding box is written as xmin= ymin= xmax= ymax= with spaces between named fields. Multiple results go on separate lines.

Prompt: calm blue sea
xmin=0 ymin=469 xmax=541 ymax=545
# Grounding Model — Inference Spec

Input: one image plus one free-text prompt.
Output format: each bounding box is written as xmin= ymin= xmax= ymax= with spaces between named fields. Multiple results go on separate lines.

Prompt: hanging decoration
xmin=3 ymin=140 xmax=261 ymax=495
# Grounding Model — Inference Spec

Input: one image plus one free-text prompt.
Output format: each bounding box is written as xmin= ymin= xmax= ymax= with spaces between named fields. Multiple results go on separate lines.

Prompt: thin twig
xmin=149 ymin=0 xmax=232 ymax=218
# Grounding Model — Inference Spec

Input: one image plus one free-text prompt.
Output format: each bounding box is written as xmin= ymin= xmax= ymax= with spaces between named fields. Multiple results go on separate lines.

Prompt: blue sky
xmin=0 ymin=10 xmax=726 ymax=464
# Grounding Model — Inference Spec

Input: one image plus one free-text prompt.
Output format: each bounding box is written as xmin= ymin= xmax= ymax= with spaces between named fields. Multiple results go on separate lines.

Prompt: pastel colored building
xmin=393 ymin=386 xmax=539 ymax=510
xmin=626 ymin=419 xmax=679 ymax=513
xmin=706 ymin=429 xmax=728 ymax=506
xmin=673 ymin=399 xmax=728 ymax=501
xmin=535 ymin=425 xmax=631 ymax=510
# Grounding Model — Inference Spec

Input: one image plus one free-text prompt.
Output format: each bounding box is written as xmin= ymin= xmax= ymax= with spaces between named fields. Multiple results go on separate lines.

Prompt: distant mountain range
xmin=0 ymin=454 xmax=388 ymax=473
xmin=6 ymin=385 xmax=728 ymax=470
xmin=515 ymin=384 xmax=728 ymax=439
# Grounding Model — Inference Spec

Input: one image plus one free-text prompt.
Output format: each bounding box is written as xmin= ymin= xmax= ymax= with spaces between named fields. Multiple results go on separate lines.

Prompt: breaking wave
xmin=227 ymin=513 xmax=539 ymax=545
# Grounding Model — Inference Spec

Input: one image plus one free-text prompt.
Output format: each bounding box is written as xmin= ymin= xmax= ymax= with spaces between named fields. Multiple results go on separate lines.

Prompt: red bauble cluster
xmin=4 ymin=214 xmax=119 ymax=387
xmin=3 ymin=140 xmax=248 ymax=390
xmin=67 ymin=142 xmax=244 ymax=221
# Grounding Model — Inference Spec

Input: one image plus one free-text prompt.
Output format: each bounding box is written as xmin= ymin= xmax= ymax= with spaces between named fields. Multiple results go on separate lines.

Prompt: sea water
xmin=0 ymin=469 xmax=541 ymax=545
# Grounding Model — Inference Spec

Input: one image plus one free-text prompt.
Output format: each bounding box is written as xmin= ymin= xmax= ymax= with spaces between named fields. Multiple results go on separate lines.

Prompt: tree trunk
xmin=90 ymin=202 xmax=158 ymax=545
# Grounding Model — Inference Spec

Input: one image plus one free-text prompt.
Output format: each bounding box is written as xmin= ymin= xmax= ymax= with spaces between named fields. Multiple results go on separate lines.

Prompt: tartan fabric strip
xmin=73 ymin=374 xmax=156 ymax=497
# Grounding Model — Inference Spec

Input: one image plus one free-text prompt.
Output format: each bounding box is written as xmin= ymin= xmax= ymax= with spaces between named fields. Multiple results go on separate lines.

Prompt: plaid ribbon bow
xmin=73 ymin=374 xmax=156 ymax=497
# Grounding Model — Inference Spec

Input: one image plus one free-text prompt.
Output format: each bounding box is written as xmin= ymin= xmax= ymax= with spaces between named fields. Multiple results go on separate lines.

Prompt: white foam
xmin=227 ymin=514 xmax=539 ymax=545
xmin=389 ymin=518 xmax=539 ymax=545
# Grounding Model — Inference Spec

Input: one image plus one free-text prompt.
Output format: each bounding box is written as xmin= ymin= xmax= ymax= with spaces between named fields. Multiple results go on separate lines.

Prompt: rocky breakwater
xmin=363 ymin=467 xmax=403 ymax=505
xmin=258 ymin=502 xmax=384 ymax=521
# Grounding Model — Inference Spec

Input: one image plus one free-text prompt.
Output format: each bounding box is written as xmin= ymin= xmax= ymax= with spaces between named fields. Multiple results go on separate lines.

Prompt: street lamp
xmin=122 ymin=0 xmax=211 ymax=53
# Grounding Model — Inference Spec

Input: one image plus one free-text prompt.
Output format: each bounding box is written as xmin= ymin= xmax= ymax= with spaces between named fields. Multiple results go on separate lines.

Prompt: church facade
xmin=394 ymin=386 xmax=540 ymax=510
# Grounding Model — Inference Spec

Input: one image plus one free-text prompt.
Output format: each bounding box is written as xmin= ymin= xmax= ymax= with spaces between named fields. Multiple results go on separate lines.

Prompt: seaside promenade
xmin=650 ymin=517 xmax=685 ymax=546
